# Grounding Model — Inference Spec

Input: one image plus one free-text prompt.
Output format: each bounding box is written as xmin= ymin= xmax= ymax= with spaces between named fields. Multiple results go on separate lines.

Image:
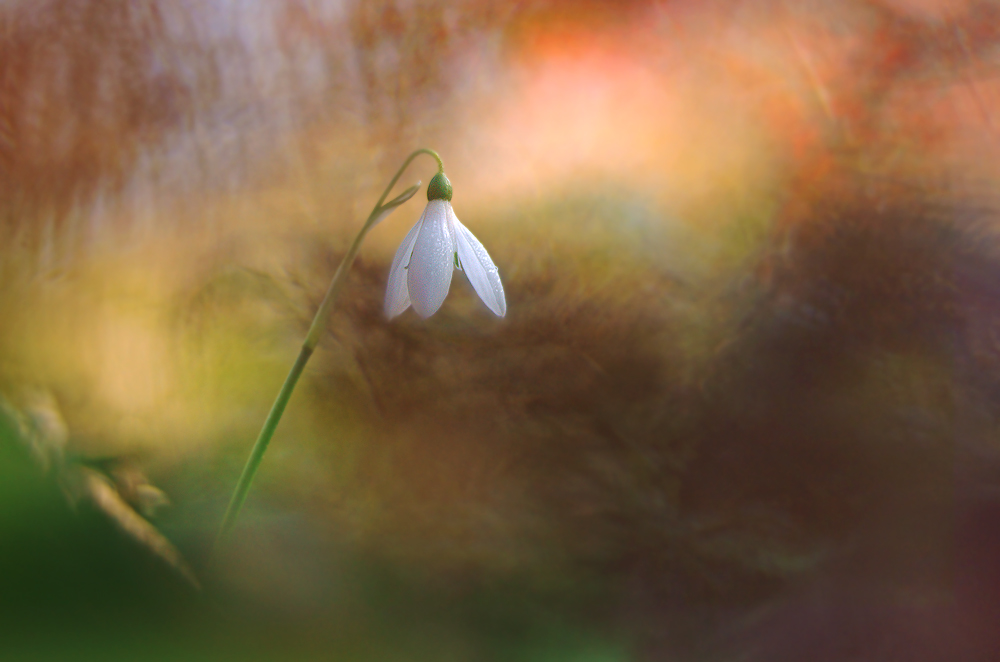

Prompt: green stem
xmin=215 ymin=345 xmax=312 ymax=545
xmin=214 ymin=148 xmax=442 ymax=549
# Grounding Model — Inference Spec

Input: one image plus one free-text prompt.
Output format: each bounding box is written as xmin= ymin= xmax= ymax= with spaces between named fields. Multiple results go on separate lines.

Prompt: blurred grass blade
xmin=72 ymin=466 xmax=201 ymax=589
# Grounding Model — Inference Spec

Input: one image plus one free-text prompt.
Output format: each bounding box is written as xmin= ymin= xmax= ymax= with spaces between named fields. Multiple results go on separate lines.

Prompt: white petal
xmin=384 ymin=214 xmax=424 ymax=318
xmin=450 ymin=208 xmax=506 ymax=317
xmin=407 ymin=200 xmax=455 ymax=318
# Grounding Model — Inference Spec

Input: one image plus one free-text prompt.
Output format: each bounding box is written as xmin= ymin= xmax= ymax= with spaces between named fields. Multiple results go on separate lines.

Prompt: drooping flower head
xmin=385 ymin=172 xmax=506 ymax=319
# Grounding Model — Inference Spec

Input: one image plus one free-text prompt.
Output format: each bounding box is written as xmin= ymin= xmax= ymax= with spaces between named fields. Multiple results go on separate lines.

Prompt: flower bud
xmin=427 ymin=171 xmax=453 ymax=202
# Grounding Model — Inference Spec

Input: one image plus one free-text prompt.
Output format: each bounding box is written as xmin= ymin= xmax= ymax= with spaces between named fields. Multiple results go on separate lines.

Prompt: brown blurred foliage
xmin=0 ymin=2 xmax=187 ymax=224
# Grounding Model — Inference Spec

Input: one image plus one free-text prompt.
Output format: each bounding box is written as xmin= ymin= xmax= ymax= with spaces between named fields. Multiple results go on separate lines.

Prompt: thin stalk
xmin=214 ymin=148 xmax=443 ymax=549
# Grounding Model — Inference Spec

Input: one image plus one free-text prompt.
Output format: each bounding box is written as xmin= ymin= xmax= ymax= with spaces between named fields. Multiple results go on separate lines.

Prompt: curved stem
xmin=374 ymin=148 xmax=443 ymax=211
xmin=303 ymin=148 xmax=441 ymax=350
xmin=214 ymin=148 xmax=442 ymax=549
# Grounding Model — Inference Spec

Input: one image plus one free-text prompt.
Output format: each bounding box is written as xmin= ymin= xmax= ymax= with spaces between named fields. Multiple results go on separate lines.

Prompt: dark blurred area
xmin=2 ymin=0 xmax=1000 ymax=660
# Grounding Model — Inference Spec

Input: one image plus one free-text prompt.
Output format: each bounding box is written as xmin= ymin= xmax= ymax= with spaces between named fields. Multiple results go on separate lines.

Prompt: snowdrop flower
xmin=385 ymin=172 xmax=506 ymax=319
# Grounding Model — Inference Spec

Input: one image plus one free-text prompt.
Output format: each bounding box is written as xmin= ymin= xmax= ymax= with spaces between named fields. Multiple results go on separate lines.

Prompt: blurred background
xmin=1 ymin=0 xmax=1000 ymax=659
